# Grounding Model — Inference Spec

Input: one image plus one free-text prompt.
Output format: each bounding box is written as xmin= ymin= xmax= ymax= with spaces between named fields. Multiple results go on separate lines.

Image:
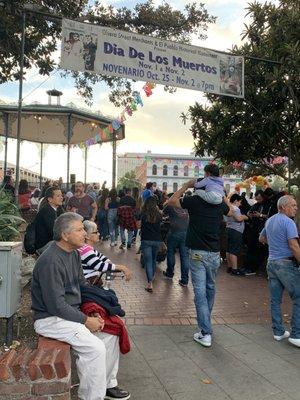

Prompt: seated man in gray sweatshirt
xmin=31 ymin=212 xmax=130 ymax=400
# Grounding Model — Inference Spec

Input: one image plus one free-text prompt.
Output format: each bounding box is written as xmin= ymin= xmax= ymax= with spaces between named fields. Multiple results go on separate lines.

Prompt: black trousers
xmin=244 ymin=230 xmax=268 ymax=272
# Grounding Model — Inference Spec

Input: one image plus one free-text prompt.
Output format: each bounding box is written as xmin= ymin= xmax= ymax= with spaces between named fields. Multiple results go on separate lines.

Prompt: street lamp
xmin=14 ymin=3 xmax=59 ymax=196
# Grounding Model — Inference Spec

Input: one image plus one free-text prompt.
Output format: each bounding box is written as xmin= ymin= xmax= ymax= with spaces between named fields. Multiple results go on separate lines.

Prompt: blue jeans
xmin=107 ymin=209 xmax=118 ymax=243
xmin=190 ymin=249 xmax=220 ymax=335
xmin=267 ymin=259 xmax=300 ymax=339
xmin=97 ymin=209 xmax=109 ymax=239
xmin=142 ymin=240 xmax=161 ymax=282
xmin=166 ymin=231 xmax=190 ymax=284
xmin=120 ymin=227 xmax=133 ymax=246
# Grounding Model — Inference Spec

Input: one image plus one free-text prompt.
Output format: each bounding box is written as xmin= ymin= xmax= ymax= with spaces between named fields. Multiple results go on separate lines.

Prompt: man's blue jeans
xmin=166 ymin=231 xmax=190 ymax=284
xmin=267 ymin=259 xmax=300 ymax=339
xmin=190 ymin=249 xmax=220 ymax=335
xmin=142 ymin=240 xmax=161 ymax=282
xmin=120 ymin=227 xmax=133 ymax=246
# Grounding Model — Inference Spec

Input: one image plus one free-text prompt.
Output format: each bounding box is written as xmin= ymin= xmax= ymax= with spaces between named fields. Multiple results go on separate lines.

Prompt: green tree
xmin=188 ymin=0 xmax=300 ymax=185
xmin=0 ymin=0 xmax=88 ymax=81
xmin=0 ymin=0 xmax=215 ymax=105
xmin=117 ymin=170 xmax=141 ymax=190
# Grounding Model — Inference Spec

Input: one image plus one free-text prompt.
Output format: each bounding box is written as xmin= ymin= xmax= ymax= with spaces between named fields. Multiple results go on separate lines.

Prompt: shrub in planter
xmin=0 ymin=188 xmax=24 ymax=241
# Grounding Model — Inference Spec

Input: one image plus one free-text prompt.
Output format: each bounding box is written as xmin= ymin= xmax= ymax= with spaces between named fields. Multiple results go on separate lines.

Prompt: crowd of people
xmin=1 ymin=165 xmax=300 ymax=400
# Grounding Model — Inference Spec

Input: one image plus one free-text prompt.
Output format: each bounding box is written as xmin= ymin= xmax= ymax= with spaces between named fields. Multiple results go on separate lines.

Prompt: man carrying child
xmin=168 ymin=165 xmax=232 ymax=348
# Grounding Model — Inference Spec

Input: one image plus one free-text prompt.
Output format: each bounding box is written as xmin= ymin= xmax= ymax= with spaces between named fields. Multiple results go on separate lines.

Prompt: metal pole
xmin=5 ymin=315 xmax=14 ymax=346
xmin=39 ymin=142 xmax=43 ymax=189
xmin=15 ymin=10 xmax=26 ymax=197
xmin=66 ymin=114 xmax=71 ymax=190
xmin=3 ymin=113 xmax=9 ymax=175
xmin=84 ymin=147 xmax=88 ymax=185
xmin=112 ymin=132 xmax=117 ymax=189
xmin=288 ymin=135 xmax=292 ymax=193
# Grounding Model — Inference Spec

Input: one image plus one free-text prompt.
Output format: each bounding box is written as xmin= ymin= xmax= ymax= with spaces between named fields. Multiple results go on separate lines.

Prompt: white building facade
xmin=117 ymin=151 xmax=241 ymax=193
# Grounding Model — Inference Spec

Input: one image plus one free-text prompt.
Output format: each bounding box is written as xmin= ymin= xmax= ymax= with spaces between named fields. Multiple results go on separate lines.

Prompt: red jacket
xmin=81 ymin=302 xmax=130 ymax=354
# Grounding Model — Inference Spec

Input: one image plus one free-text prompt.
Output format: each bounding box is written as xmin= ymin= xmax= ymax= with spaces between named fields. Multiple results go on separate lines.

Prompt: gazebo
xmin=0 ymin=90 xmax=124 ymax=188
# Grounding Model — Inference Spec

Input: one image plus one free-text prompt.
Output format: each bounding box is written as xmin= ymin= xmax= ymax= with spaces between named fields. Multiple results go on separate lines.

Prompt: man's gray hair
xmin=83 ymin=220 xmax=97 ymax=235
xmin=53 ymin=212 xmax=83 ymax=241
xmin=277 ymin=195 xmax=294 ymax=210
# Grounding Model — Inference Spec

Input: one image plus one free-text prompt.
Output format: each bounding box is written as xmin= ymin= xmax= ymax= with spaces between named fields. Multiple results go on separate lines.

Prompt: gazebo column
xmin=39 ymin=142 xmax=43 ymax=189
xmin=84 ymin=147 xmax=88 ymax=185
xmin=3 ymin=112 xmax=9 ymax=175
xmin=66 ymin=114 xmax=71 ymax=190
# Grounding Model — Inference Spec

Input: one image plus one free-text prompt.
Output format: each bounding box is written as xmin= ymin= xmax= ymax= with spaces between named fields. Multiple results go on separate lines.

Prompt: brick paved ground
xmin=97 ymin=241 xmax=292 ymax=326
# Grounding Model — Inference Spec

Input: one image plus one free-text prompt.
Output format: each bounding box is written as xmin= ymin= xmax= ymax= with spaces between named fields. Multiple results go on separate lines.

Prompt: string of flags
xmin=232 ymin=156 xmax=288 ymax=169
xmin=71 ymin=82 xmax=156 ymax=149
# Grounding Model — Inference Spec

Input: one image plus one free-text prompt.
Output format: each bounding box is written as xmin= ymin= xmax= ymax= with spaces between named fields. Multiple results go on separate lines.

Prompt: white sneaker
xmin=273 ymin=331 xmax=290 ymax=341
xmin=193 ymin=332 xmax=211 ymax=347
xmin=288 ymin=337 xmax=300 ymax=347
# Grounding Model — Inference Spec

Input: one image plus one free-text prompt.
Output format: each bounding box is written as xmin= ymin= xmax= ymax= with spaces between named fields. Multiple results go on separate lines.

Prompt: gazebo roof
xmin=0 ymin=103 xmax=124 ymax=145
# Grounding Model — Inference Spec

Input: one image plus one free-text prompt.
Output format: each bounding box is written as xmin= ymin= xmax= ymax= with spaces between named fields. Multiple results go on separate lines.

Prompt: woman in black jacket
xmin=141 ymin=196 xmax=162 ymax=292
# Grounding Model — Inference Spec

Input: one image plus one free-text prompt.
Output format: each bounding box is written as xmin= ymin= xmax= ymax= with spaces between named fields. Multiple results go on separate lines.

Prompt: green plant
xmin=0 ymin=188 xmax=24 ymax=241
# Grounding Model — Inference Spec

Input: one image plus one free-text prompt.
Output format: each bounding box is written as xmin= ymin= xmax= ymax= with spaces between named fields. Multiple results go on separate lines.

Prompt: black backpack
xmin=24 ymin=222 xmax=36 ymax=254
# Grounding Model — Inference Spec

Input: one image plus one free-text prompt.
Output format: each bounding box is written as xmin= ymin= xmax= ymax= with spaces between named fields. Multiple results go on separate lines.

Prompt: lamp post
xmin=15 ymin=9 xmax=26 ymax=196
xmin=112 ymin=131 xmax=117 ymax=189
xmin=288 ymin=135 xmax=292 ymax=193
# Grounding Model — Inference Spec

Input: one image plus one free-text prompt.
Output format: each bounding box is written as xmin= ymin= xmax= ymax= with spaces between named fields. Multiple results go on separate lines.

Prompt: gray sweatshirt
xmin=31 ymin=241 xmax=87 ymax=324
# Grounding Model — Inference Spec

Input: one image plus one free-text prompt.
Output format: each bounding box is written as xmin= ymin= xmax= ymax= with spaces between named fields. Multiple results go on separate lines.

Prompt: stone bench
xmin=0 ymin=336 xmax=71 ymax=399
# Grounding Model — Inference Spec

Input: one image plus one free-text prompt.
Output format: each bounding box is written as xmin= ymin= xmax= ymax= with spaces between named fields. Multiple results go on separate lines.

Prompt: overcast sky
xmin=0 ymin=0 xmax=277 ymax=184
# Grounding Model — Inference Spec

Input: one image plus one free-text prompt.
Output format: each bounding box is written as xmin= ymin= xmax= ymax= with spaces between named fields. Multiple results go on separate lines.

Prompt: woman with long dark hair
xmin=141 ymin=196 xmax=162 ymax=292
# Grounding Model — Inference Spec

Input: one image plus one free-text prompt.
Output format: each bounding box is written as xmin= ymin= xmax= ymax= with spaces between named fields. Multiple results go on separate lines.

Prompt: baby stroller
xmin=140 ymin=218 xmax=170 ymax=267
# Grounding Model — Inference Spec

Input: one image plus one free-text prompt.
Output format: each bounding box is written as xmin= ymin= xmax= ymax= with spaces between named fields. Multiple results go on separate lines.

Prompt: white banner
xmin=61 ymin=19 xmax=244 ymax=98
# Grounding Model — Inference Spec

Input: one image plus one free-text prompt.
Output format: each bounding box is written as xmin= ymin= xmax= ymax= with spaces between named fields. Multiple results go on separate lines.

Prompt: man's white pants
xmin=34 ymin=316 xmax=119 ymax=400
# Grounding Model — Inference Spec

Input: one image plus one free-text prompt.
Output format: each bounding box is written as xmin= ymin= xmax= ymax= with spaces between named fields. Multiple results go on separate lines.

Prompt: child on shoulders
xmin=193 ymin=164 xmax=224 ymax=205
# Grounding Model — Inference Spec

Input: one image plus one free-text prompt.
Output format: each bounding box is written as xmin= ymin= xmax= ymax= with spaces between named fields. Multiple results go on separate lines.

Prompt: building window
xmin=173 ymin=182 xmax=178 ymax=192
xmin=152 ymin=182 xmax=157 ymax=188
xmin=173 ymin=165 xmax=178 ymax=176
xmin=194 ymin=165 xmax=200 ymax=177
xmin=183 ymin=165 xmax=189 ymax=177
xmin=163 ymin=165 xmax=168 ymax=176
xmin=152 ymin=164 xmax=157 ymax=175
xmin=162 ymin=182 xmax=167 ymax=191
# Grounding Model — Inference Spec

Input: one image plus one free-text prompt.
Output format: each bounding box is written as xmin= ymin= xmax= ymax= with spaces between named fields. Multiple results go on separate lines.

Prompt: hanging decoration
xmin=231 ymin=156 xmax=288 ymax=170
xmin=72 ymin=83 xmax=156 ymax=148
xmin=234 ymin=175 xmax=270 ymax=192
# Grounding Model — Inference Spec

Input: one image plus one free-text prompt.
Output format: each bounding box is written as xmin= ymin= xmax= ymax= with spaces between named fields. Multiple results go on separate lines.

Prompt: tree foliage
xmin=0 ymin=0 xmax=215 ymax=106
xmin=117 ymin=170 xmax=141 ymax=190
xmin=188 ymin=0 xmax=300 ymax=184
xmin=0 ymin=189 xmax=24 ymax=241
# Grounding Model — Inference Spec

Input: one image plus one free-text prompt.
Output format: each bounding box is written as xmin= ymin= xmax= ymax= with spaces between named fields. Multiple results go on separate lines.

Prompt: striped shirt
xmin=78 ymin=244 xmax=116 ymax=279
